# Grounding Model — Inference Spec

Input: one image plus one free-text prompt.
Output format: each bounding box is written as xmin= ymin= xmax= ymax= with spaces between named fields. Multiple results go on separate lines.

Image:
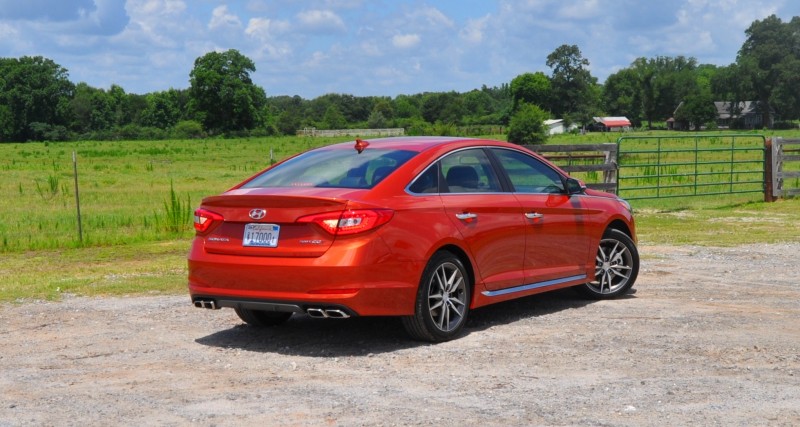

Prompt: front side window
xmin=491 ymin=148 xmax=565 ymax=194
xmin=242 ymin=149 xmax=416 ymax=189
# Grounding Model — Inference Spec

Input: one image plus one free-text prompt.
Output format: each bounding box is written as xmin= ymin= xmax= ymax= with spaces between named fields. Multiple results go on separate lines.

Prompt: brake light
xmin=194 ymin=208 xmax=224 ymax=233
xmin=298 ymin=209 xmax=393 ymax=236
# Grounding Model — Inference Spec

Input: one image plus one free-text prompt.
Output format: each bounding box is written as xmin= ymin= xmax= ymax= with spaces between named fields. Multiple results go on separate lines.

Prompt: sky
xmin=1 ymin=0 xmax=800 ymax=99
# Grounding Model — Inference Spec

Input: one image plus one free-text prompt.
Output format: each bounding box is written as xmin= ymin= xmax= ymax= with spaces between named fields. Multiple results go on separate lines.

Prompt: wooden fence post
xmin=764 ymin=138 xmax=774 ymax=202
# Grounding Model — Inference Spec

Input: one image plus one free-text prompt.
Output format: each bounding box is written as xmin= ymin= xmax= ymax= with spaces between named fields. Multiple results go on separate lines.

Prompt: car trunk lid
xmin=199 ymin=192 xmax=348 ymax=258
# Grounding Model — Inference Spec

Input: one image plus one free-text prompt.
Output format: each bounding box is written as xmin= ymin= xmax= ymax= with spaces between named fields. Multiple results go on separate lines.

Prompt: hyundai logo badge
xmin=249 ymin=209 xmax=267 ymax=220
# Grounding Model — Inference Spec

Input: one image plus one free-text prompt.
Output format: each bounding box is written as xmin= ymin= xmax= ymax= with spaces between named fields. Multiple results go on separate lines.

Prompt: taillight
xmin=298 ymin=209 xmax=393 ymax=236
xmin=194 ymin=208 xmax=224 ymax=233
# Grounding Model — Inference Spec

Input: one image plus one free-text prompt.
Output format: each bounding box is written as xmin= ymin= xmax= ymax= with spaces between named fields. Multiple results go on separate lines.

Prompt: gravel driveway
xmin=1 ymin=243 xmax=799 ymax=426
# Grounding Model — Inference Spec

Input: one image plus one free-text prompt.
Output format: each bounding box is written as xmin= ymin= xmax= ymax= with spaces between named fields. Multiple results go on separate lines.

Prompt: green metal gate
xmin=616 ymin=135 xmax=766 ymax=200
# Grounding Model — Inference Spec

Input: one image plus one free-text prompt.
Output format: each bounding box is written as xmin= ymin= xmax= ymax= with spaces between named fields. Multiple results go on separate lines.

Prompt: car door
xmin=439 ymin=148 xmax=526 ymax=291
xmin=490 ymin=148 xmax=591 ymax=286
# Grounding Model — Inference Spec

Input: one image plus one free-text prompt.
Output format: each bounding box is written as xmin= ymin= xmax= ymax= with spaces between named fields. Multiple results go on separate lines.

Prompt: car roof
xmin=323 ymin=136 xmax=518 ymax=153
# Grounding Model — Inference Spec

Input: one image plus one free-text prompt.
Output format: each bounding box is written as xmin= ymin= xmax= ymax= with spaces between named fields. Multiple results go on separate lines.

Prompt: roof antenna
xmin=354 ymin=138 xmax=369 ymax=154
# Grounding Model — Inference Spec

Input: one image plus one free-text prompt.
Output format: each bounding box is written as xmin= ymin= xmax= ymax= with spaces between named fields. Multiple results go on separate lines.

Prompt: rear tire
xmin=402 ymin=251 xmax=471 ymax=342
xmin=575 ymin=228 xmax=639 ymax=299
xmin=234 ymin=308 xmax=292 ymax=326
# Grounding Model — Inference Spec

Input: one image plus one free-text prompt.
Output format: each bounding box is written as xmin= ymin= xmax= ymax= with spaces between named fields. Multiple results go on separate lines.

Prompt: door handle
xmin=455 ymin=212 xmax=478 ymax=221
xmin=525 ymin=212 xmax=544 ymax=219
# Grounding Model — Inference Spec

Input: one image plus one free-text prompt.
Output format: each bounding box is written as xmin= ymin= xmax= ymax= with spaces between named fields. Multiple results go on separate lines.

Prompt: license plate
xmin=243 ymin=223 xmax=280 ymax=247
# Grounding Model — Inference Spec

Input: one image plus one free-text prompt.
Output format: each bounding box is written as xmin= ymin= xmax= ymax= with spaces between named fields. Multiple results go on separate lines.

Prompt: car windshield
xmin=242 ymin=148 xmax=417 ymax=189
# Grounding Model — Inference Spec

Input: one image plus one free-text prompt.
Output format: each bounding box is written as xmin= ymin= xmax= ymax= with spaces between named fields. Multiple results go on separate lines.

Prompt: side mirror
xmin=566 ymin=178 xmax=586 ymax=195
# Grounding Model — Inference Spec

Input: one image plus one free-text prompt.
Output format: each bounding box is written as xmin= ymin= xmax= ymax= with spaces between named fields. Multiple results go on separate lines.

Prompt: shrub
xmin=507 ymin=103 xmax=549 ymax=145
xmin=171 ymin=120 xmax=205 ymax=139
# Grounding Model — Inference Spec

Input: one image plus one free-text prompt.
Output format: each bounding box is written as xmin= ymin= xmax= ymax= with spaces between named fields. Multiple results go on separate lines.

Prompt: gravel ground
xmin=1 ymin=243 xmax=799 ymax=426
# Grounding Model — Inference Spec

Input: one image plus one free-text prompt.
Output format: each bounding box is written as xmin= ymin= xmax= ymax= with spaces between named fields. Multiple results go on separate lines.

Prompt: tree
xmin=421 ymin=92 xmax=465 ymax=124
xmin=711 ymin=63 xmax=753 ymax=111
xmin=546 ymin=44 xmax=599 ymax=124
xmin=0 ymin=56 xmax=74 ymax=141
xmin=393 ymin=95 xmax=421 ymax=119
xmin=322 ymin=105 xmax=346 ymax=129
xmin=507 ymin=103 xmax=549 ymax=145
xmin=771 ymin=56 xmax=800 ymax=120
xmin=654 ymin=56 xmax=699 ymax=123
xmin=69 ymin=83 xmax=115 ymax=134
xmin=630 ymin=55 xmax=699 ymax=128
xmin=736 ymin=15 xmax=800 ymax=125
xmin=371 ymin=98 xmax=394 ymax=120
xmin=367 ymin=111 xmax=387 ymax=128
xmin=189 ymin=49 xmax=267 ymax=133
xmin=675 ymin=91 xmax=717 ymax=130
xmin=272 ymin=96 xmax=305 ymax=135
xmin=140 ymin=89 xmax=184 ymax=129
xmin=602 ymin=68 xmax=641 ymax=125
xmin=509 ymin=72 xmax=551 ymax=112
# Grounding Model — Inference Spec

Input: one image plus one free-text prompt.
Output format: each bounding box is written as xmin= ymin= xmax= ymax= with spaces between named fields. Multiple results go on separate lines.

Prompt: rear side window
xmin=408 ymin=148 xmax=504 ymax=194
xmin=440 ymin=149 xmax=502 ymax=193
xmin=408 ymin=163 xmax=441 ymax=194
xmin=491 ymin=148 xmax=565 ymax=193
xmin=242 ymin=149 xmax=416 ymax=189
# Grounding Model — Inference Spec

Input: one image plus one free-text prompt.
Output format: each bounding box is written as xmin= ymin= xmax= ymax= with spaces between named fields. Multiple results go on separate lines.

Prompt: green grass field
xmin=1 ymin=132 xmax=798 ymax=302
xmin=1 ymin=136 xmax=348 ymax=252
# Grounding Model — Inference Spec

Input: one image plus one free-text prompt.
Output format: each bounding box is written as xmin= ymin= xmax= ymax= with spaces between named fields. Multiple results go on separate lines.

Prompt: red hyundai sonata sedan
xmin=188 ymin=136 xmax=639 ymax=342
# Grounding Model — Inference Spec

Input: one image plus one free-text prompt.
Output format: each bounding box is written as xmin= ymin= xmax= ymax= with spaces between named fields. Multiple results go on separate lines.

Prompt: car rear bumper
xmin=190 ymin=295 xmax=357 ymax=318
xmin=187 ymin=237 xmax=423 ymax=316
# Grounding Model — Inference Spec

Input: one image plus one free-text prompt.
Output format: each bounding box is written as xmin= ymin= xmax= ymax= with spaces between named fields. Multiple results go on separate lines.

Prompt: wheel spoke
xmin=610 ymin=246 xmax=627 ymax=263
xmin=435 ymin=268 xmax=447 ymax=289
xmin=446 ymin=271 xmax=462 ymax=293
xmin=596 ymin=248 xmax=607 ymax=263
xmin=429 ymin=297 xmax=444 ymax=311
xmin=448 ymin=296 xmax=465 ymax=308
xmin=610 ymin=267 xmax=631 ymax=278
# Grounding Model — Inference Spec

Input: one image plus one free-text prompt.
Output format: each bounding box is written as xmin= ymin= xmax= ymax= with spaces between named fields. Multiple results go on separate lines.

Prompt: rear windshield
xmin=242 ymin=148 xmax=417 ymax=189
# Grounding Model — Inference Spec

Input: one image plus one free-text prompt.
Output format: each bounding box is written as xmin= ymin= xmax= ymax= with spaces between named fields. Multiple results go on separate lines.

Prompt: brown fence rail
xmin=297 ymin=128 xmax=405 ymax=137
xmin=772 ymin=137 xmax=800 ymax=198
xmin=523 ymin=144 xmax=618 ymax=193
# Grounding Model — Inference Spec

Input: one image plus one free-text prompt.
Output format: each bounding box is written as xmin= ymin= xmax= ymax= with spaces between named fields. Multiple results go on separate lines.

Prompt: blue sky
xmin=1 ymin=0 xmax=799 ymax=98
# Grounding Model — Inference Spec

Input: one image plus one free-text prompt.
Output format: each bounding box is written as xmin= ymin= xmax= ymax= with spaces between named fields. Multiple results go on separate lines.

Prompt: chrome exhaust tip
xmin=305 ymin=307 xmax=351 ymax=318
xmin=306 ymin=308 xmax=327 ymax=318
xmin=193 ymin=299 xmax=217 ymax=310
xmin=324 ymin=309 xmax=350 ymax=319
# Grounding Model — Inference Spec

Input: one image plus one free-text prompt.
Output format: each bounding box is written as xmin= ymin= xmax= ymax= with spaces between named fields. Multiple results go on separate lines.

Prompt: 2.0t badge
xmin=248 ymin=209 xmax=267 ymax=220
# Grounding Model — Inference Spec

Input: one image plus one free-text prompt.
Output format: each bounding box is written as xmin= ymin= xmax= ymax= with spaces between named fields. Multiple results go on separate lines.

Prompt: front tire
xmin=575 ymin=228 xmax=639 ymax=299
xmin=234 ymin=308 xmax=292 ymax=326
xmin=402 ymin=251 xmax=471 ymax=342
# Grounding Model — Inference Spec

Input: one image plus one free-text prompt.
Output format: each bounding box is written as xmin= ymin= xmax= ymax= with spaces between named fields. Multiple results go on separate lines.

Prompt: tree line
xmin=1 ymin=14 xmax=798 ymax=143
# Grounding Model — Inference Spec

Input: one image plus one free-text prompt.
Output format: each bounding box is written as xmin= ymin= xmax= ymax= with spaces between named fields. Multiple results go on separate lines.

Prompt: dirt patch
xmin=1 ymin=244 xmax=799 ymax=426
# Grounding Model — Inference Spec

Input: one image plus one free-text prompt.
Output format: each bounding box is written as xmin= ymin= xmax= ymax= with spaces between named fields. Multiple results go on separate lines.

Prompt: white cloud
xmin=209 ymin=5 xmax=241 ymax=31
xmin=557 ymin=0 xmax=600 ymax=20
xmin=392 ymin=33 xmax=420 ymax=49
xmin=409 ymin=6 xmax=454 ymax=28
xmin=460 ymin=15 xmax=489 ymax=44
xmin=303 ymin=50 xmax=328 ymax=67
xmin=296 ymin=9 xmax=345 ymax=33
xmin=245 ymin=18 xmax=292 ymax=59
xmin=133 ymin=0 xmax=186 ymax=16
xmin=123 ymin=0 xmax=189 ymax=47
xmin=360 ymin=40 xmax=382 ymax=56
xmin=245 ymin=17 xmax=290 ymax=39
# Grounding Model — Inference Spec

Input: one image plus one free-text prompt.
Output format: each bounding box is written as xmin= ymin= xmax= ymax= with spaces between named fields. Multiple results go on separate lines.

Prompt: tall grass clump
xmin=162 ymin=180 xmax=191 ymax=234
xmin=35 ymin=174 xmax=60 ymax=200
